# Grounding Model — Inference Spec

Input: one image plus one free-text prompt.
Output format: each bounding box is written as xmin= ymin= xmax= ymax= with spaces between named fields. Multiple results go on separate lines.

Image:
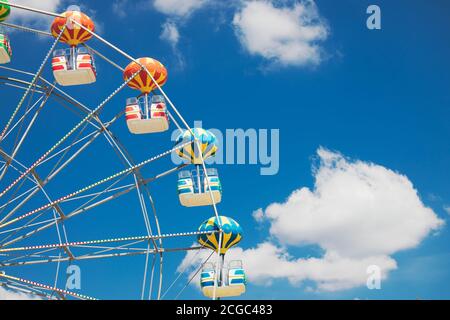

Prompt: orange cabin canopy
xmin=123 ymin=58 xmax=168 ymax=94
xmin=51 ymin=10 xmax=95 ymax=47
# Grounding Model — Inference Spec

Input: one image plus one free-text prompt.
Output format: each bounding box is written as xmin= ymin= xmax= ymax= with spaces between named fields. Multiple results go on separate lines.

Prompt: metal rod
xmin=0 ymin=66 xmax=145 ymax=199
xmin=0 ymin=21 xmax=52 ymax=36
xmin=0 ymin=246 xmax=204 ymax=267
xmin=0 ymin=24 xmax=66 ymax=142
xmin=0 ymin=165 xmax=188 ymax=248
xmin=145 ymin=93 xmax=149 ymax=119
xmin=0 ymin=273 xmax=96 ymax=300
xmin=1 ymin=86 xmax=54 ymax=181
xmin=5 ymin=2 xmax=63 ymax=18
xmin=196 ymin=165 xmax=202 ymax=194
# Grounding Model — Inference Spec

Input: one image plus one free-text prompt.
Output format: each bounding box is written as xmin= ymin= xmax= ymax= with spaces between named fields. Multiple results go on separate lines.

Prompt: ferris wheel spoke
xmin=147 ymin=253 xmax=158 ymax=300
xmin=0 ymin=175 xmax=126 ymax=247
xmin=0 ymin=111 xmax=124 ymax=224
xmin=0 ymin=245 xmax=204 ymax=268
xmin=0 ymin=73 xmax=130 ymax=230
xmin=46 ymin=121 xmax=92 ymax=180
xmin=0 ymin=164 xmax=188 ymax=249
xmin=141 ymin=241 xmax=153 ymax=300
xmin=37 ymin=111 xmax=123 ymax=182
xmin=0 ymin=154 xmax=39 ymax=220
xmin=67 ymin=171 xmax=131 ymax=218
xmin=3 ymin=82 xmax=53 ymax=167
xmin=0 ymin=22 xmax=66 ymax=143
xmin=0 ymin=149 xmax=42 ymax=186
xmin=0 ymin=247 xmax=62 ymax=265
xmin=98 ymin=121 xmax=161 ymax=256
xmin=82 ymin=44 xmax=124 ymax=72
xmin=0 ymin=68 xmax=105 ymax=131
xmin=61 ymin=183 xmax=134 ymax=203
xmin=0 ymin=142 xmax=190 ymax=230
xmin=95 ymin=130 xmax=168 ymax=297
xmin=1 ymin=243 xmax=147 ymax=266
xmin=0 ymin=66 xmax=145 ymax=199
xmin=0 ymin=231 xmax=216 ymax=255
xmin=39 ymin=129 xmax=100 ymax=167
xmin=0 ymin=272 xmax=97 ymax=300
xmin=0 ymin=73 xmax=47 ymax=89
xmin=99 ymin=125 xmax=158 ymax=254
xmin=0 ymin=93 xmax=44 ymax=143
xmin=0 ymin=21 xmax=52 ymax=37
xmin=0 ymin=218 xmax=55 ymax=237
xmin=0 ymin=278 xmax=60 ymax=300
xmin=0 ymin=184 xmax=38 ymax=212
xmin=0 ymin=150 xmax=67 ymax=224
xmin=0 ymin=167 xmax=38 ymax=213
xmin=0 ymin=159 xmax=67 ymax=248
xmin=174 ymin=250 xmax=215 ymax=300
xmin=0 ymin=82 xmax=45 ymax=94
xmin=160 ymin=246 xmax=208 ymax=300
xmin=140 ymin=183 xmax=165 ymax=300
xmin=0 ymin=208 xmax=50 ymax=246
xmin=0 ymin=75 xmax=126 ymax=214
xmin=31 ymin=172 xmax=72 ymax=260
xmin=0 ymin=244 xmax=143 ymax=265
xmin=74 ymin=239 xmax=154 ymax=261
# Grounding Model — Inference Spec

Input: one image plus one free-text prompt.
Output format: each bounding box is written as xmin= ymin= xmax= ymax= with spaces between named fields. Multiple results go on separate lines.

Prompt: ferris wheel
xmin=0 ymin=1 xmax=246 ymax=300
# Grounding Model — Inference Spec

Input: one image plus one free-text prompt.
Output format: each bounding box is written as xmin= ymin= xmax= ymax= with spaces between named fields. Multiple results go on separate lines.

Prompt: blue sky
xmin=0 ymin=0 xmax=449 ymax=300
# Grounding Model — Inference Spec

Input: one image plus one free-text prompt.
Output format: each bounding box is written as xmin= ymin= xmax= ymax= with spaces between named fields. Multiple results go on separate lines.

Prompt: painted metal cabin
xmin=125 ymin=95 xmax=169 ymax=134
xmin=51 ymin=47 xmax=96 ymax=86
xmin=177 ymin=168 xmax=222 ymax=207
xmin=200 ymin=260 xmax=246 ymax=298
xmin=0 ymin=32 xmax=12 ymax=64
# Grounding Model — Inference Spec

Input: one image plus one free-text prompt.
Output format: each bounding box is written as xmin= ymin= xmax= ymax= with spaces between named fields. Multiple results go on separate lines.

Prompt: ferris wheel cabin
xmin=52 ymin=47 xmax=96 ymax=86
xmin=177 ymin=168 xmax=222 ymax=207
xmin=125 ymin=95 xmax=169 ymax=134
xmin=0 ymin=33 xmax=12 ymax=64
xmin=200 ymin=260 xmax=246 ymax=298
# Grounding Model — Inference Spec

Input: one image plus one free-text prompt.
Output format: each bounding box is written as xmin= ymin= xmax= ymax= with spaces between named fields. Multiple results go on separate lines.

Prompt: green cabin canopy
xmin=0 ymin=0 xmax=10 ymax=22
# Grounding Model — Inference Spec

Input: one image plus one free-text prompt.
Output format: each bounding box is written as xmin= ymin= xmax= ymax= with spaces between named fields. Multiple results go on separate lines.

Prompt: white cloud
xmin=233 ymin=0 xmax=328 ymax=66
xmin=264 ymin=148 xmax=444 ymax=257
xmin=180 ymin=243 xmax=397 ymax=292
xmin=179 ymin=148 xmax=444 ymax=292
xmin=444 ymin=206 xmax=450 ymax=215
xmin=252 ymin=208 xmax=264 ymax=222
xmin=153 ymin=0 xmax=209 ymax=18
xmin=153 ymin=0 xmax=209 ymax=69
xmin=160 ymin=21 xmax=180 ymax=47
xmin=112 ymin=0 xmax=128 ymax=18
xmin=0 ymin=286 xmax=42 ymax=300
xmin=160 ymin=20 xmax=185 ymax=69
xmin=8 ymin=0 xmax=64 ymax=27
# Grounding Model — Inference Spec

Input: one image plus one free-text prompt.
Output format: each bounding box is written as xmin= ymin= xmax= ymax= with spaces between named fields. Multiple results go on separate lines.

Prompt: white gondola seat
xmin=228 ymin=260 xmax=246 ymax=289
xmin=178 ymin=168 xmax=222 ymax=207
xmin=0 ymin=33 xmax=12 ymax=64
xmin=125 ymin=95 xmax=169 ymax=134
xmin=200 ymin=262 xmax=216 ymax=289
xmin=52 ymin=47 xmax=96 ymax=86
xmin=201 ymin=261 xmax=246 ymax=299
